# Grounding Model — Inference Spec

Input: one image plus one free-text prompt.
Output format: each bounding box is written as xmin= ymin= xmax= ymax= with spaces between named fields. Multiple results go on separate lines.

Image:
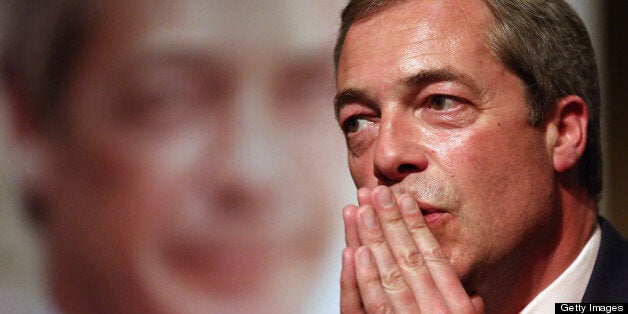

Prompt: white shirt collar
xmin=520 ymin=223 xmax=601 ymax=313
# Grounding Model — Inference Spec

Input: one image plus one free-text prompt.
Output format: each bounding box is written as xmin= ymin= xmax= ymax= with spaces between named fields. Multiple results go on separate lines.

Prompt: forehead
xmin=346 ymin=0 xmax=493 ymax=41
xmin=337 ymin=0 xmax=495 ymax=84
xmin=95 ymin=0 xmax=343 ymax=53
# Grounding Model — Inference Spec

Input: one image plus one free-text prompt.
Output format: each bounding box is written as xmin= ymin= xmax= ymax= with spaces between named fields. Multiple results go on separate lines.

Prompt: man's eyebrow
xmin=333 ymin=68 xmax=482 ymax=120
xmin=333 ymin=88 xmax=374 ymax=121
xmin=402 ymin=67 xmax=483 ymax=97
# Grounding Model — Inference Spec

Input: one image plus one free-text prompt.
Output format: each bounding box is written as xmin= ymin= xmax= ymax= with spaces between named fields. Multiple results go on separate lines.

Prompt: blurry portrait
xmin=0 ymin=0 xmax=352 ymax=313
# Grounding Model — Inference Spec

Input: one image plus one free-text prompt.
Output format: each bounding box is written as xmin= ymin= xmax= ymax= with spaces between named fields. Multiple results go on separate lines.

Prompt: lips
xmin=416 ymin=202 xmax=449 ymax=225
xmin=391 ymin=186 xmax=456 ymax=226
xmin=422 ymin=211 xmax=446 ymax=224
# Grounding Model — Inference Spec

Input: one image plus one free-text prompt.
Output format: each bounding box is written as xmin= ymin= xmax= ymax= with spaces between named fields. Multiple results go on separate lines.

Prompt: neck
xmin=479 ymin=185 xmax=598 ymax=314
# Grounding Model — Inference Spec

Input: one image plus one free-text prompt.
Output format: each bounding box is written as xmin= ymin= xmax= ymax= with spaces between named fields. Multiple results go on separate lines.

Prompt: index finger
xmin=358 ymin=187 xmax=371 ymax=207
xmin=340 ymin=247 xmax=365 ymax=314
xmin=343 ymin=204 xmax=361 ymax=248
xmin=397 ymin=194 xmax=478 ymax=312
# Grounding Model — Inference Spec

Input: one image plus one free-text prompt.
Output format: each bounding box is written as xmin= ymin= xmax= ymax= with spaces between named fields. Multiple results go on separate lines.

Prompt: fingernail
xmin=357 ymin=247 xmax=373 ymax=265
xmin=400 ymin=195 xmax=419 ymax=214
xmin=376 ymin=188 xmax=394 ymax=208
xmin=361 ymin=206 xmax=378 ymax=229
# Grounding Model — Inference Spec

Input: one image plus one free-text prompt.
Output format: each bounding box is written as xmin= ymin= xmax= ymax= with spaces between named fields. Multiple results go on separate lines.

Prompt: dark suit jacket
xmin=581 ymin=217 xmax=628 ymax=302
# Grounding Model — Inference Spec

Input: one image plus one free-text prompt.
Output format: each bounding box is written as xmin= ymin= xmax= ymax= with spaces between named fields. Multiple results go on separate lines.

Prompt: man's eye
xmin=429 ymin=95 xmax=459 ymax=111
xmin=342 ymin=116 xmax=372 ymax=134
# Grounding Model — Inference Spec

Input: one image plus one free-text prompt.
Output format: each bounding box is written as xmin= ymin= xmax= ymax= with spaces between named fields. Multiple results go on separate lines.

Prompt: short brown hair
xmin=1 ymin=0 xmax=95 ymax=126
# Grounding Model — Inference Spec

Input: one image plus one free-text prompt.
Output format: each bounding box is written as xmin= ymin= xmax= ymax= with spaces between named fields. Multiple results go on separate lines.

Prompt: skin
xmin=11 ymin=0 xmax=349 ymax=313
xmin=334 ymin=0 xmax=597 ymax=312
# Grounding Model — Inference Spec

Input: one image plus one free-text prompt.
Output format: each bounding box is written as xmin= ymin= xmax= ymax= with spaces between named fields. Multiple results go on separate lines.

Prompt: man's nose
xmin=373 ymin=112 xmax=428 ymax=185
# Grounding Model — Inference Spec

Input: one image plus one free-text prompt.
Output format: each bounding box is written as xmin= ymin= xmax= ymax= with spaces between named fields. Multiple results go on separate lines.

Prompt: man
xmin=1 ymin=0 xmax=350 ymax=313
xmin=333 ymin=0 xmax=628 ymax=313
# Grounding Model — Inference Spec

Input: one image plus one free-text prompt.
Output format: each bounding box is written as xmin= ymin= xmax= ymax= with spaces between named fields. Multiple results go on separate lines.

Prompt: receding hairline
xmin=334 ymin=0 xmax=501 ymax=73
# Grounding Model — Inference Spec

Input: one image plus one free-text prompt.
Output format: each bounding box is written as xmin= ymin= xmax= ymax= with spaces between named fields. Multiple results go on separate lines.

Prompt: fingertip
xmin=369 ymin=186 xmax=383 ymax=203
xmin=370 ymin=186 xmax=395 ymax=210
xmin=398 ymin=194 xmax=419 ymax=214
xmin=344 ymin=207 xmax=362 ymax=248
xmin=355 ymin=246 xmax=374 ymax=266
xmin=343 ymin=204 xmax=357 ymax=221
xmin=342 ymin=247 xmax=354 ymax=263
xmin=357 ymin=187 xmax=371 ymax=206
xmin=470 ymin=294 xmax=484 ymax=313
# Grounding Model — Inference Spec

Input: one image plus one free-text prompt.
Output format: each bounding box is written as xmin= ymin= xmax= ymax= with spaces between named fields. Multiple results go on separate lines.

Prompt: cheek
xmin=427 ymin=123 xmax=555 ymax=271
xmin=49 ymin=126 xmax=211 ymax=238
xmin=436 ymin=122 xmax=554 ymax=223
xmin=348 ymin=153 xmax=373 ymax=188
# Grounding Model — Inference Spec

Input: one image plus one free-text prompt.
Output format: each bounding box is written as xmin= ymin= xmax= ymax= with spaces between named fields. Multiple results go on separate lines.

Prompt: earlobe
xmin=550 ymin=95 xmax=589 ymax=173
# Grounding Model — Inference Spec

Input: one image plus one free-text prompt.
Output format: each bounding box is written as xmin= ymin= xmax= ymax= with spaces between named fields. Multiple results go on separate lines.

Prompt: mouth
xmin=417 ymin=203 xmax=449 ymax=225
xmin=421 ymin=210 xmax=446 ymax=225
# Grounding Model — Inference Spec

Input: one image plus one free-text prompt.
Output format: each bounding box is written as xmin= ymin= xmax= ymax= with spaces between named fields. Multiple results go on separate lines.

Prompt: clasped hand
xmin=341 ymin=186 xmax=484 ymax=314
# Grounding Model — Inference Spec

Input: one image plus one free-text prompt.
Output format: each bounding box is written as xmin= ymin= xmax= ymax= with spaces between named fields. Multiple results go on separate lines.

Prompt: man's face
xmin=34 ymin=0 xmax=348 ymax=312
xmin=336 ymin=0 xmax=558 ymax=289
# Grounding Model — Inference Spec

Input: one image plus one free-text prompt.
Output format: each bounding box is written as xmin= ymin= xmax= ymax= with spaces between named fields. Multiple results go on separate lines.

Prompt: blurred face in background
xmin=28 ymin=0 xmax=347 ymax=313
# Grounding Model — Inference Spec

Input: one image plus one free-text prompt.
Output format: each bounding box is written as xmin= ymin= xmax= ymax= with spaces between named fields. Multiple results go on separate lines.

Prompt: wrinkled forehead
xmin=98 ymin=0 xmax=342 ymax=53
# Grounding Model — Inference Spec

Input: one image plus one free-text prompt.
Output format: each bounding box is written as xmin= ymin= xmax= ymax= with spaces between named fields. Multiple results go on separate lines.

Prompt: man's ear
xmin=547 ymin=95 xmax=589 ymax=173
